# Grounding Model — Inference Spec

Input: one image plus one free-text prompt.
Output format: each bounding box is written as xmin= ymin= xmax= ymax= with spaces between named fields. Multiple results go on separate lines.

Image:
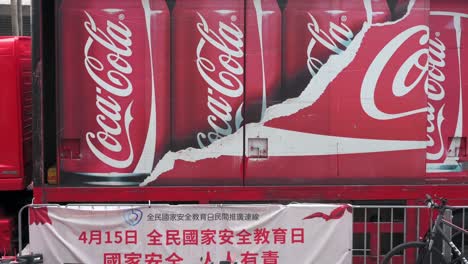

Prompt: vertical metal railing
xmin=352 ymin=205 xmax=468 ymax=264
xmin=377 ymin=208 xmax=381 ymax=261
xmin=416 ymin=207 xmax=420 ymax=263
xmin=442 ymin=210 xmax=453 ymax=263
xmin=402 ymin=208 xmax=408 ymax=264
xmin=464 ymin=209 xmax=466 ymax=256
xmin=390 ymin=208 xmax=393 ymax=262
xmin=363 ymin=208 xmax=367 ymax=264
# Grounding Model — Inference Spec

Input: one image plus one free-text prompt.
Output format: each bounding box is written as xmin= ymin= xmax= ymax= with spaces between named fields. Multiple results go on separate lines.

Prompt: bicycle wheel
xmin=381 ymin=241 xmax=448 ymax=264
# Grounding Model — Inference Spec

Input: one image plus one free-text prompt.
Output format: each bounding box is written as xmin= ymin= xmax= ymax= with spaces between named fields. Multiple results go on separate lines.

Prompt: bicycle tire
xmin=381 ymin=241 xmax=449 ymax=264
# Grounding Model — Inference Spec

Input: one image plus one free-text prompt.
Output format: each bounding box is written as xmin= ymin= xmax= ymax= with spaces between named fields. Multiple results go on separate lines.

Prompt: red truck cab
xmin=0 ymin=36 xmax=32 ymax=191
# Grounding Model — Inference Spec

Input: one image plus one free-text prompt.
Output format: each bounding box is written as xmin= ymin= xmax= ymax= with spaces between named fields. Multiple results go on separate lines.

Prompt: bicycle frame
xmin=429 ymin=209 xmax=468 ymax=263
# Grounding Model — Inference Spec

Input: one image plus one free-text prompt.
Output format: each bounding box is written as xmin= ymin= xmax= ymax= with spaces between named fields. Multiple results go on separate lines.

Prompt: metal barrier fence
xmin=351 ymin=205 xmax=468 ymax=264
xmin=17 ymin=203 xmax=468 ymax=263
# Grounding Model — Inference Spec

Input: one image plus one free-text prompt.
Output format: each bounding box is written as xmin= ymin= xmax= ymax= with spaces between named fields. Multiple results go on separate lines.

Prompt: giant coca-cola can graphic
xmin=57 ymin=0 xmax=170 ymax=186
xmin=245 ymin=0 xmax=428 ymax=185
xmin=147 ymin=0 xmax=281 ymax=186
xmin=426 ymin=0 xmax=468 ymax=179
xmin=282 ymin=0 xmax=391 ymax=100
xmin=172 ymin=0 xmax=246 ymax=151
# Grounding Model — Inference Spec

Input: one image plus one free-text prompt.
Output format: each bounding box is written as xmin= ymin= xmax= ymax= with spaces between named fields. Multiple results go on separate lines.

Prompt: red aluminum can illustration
xmin=57 ymin=0 xmax=170 ymax=186
xmin=148 ymin=0 xmax=282 ymax=186
xmin=426 ymin=0 xmax=468 ymax=179
xmin=172 ymin=0 xmax=245 ymax=150
xmin=282 ymin=0 xmax=391 ymax=100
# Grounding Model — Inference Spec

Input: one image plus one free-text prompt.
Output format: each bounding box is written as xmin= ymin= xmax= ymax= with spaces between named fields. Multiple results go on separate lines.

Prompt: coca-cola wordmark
xmin=361 ymin=25 xmax=429 ymax=120
xmin=426 ymin=31 xmax=447 ymax=161
xmin=195 ymin=12 xmax=245 ymax=149
xmin=306 ymin=13 xmax=354 ymax=77
xmin=83 ymin=11 xmax=136 ymax=169
xmin=426 ymin=10 xmax=468 ymax=169
xmin=144 ymin=0 xmax=429 ymax=186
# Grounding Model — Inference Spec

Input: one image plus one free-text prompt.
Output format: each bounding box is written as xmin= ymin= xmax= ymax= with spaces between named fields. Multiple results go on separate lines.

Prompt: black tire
xmin=381 ymin=241 xmax=448 ymax=264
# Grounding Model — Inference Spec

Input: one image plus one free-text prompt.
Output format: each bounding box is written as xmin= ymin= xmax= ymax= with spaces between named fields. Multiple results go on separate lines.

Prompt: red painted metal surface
xmin=0 ymin=217 xmax=14 ymax=255
xmin=31 ymin=0 xmax=468 ymax=190
xmin=0 ymin=37 xmax=32 ymax=191
xmin=0 ymin=178 xmax=30 ymax=192
xmin=33 ymin=185 xmax=468 ymax=203
xmin=48 ymin=0 xmax=441 ymax=187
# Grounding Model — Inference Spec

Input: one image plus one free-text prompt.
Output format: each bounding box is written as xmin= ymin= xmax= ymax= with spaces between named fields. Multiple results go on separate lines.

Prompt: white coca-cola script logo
xmin=306 ymin=13 xmax=354 ymax=77
xmin=195 ymin=13 xmax=244 ymax=148
xmin=361 ymin=25 xmax=429 ymax=120
xmin=426 ymin=35 xmax=446 ymax=161
xmin=83 ymin=11 xmax=135 ymax=168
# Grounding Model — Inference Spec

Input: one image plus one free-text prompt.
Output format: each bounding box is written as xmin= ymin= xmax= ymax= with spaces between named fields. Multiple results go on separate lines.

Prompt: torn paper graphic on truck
xmin=55 ymin=0 xmax=441 ymax=187
xmin=142 ymin=0 xmax=428 ymax=186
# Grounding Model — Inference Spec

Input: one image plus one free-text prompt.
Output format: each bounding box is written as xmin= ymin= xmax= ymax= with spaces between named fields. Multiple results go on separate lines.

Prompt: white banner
xmin=29 ymin=204 xmax=352 ymax=264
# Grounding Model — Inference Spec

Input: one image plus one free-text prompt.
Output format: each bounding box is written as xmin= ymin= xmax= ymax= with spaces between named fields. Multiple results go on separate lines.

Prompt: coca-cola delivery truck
xmin=25 ymin=0 xmax=468 ymax=262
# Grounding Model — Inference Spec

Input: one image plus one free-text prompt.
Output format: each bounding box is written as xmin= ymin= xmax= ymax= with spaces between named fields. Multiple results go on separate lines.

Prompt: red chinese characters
xmin=79 ymin=230 xmax=137 ymax=245
xmin=78 ymin=226 xmax=308 ymax=263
